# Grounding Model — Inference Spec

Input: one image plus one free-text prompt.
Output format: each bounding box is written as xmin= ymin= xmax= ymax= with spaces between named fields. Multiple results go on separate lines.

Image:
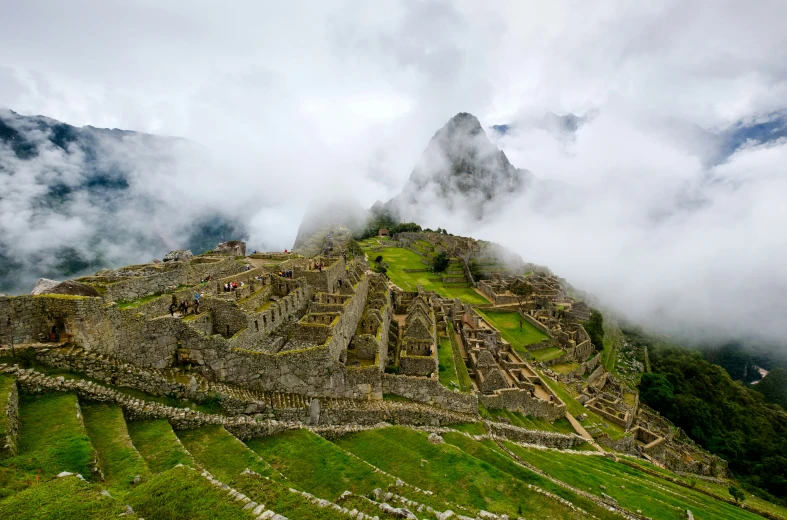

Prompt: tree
xmin=729 ymin=485 xmax=745 ymax=504
xmin=374 ymin=255 xmax=383 ymax=263
xmin=583 ymin=309 xmax=605 ymax=350
xmin=509 ymin=279 xmax=533 ymax=316
xmin=432 ymin=252 xmax=449 ymax=273
xmin=639 ymin=373 xmax=675 ymax=411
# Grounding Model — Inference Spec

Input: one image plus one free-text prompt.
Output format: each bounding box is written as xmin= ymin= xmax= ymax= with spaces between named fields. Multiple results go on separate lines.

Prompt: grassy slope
xmin=245 ymin=428 xmax=392 ymax=500
xmin=530 ymin=346 xmax=567 ymax=362
xmin=446 ymin=321 xmax=473 ymax=392
xmin=475 ymin=309 xmax=549 ymax=355
xmin=368 ymin=246 xmax=488 ymax=304
xmin=232 ymin=471 xmax=346 ymax=520
xmin=127 ymin=465 xmax=255 ymax=520
xmin=0 ymin=393 xmax=94 ymax=497
xmin=437 ymin=336 xmax=460 ymax=390
xmin=507 ymin=444 xmax=762 ymax=520
xmin=81 ymin=403 xmax=151 ymax=492
xmin=0 ymin=475 xmax=135 ymax=519
xmin=176 ymin=425 xmax=274 ymax=483
xmin=440 ymin=432 xmax=618 ymax=519
xmin=126 ymin=419 xmax=195 ymax=474
xmin=333 ymin=426 xmax=584 ymax=518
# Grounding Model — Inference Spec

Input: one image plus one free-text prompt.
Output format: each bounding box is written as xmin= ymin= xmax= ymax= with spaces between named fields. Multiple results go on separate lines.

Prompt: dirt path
xmin=565 ymin=413 xmax=606 ymax=452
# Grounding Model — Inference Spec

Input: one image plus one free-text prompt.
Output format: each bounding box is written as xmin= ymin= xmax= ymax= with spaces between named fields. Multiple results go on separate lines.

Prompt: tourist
xmin=549 ymin=394 xmax=554 ymax=402
xmin=169 ymin=302 xmax=176 ymax=316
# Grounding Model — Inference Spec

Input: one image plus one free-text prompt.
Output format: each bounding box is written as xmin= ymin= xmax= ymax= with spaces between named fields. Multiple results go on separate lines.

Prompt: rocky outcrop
xmin=31 ymin=278 xmax=101 ymax=297
xmin=215 ymin=241 xmax=247 ymax=257
xmin=163 ymin=250 xmax=193 ymax=262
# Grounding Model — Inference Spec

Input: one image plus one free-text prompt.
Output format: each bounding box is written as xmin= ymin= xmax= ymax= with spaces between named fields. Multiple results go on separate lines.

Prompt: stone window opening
xmin=226 ymin=325 xmax=230 ymax=336
xmin=255 ymin=320 xmax=259 ymax=331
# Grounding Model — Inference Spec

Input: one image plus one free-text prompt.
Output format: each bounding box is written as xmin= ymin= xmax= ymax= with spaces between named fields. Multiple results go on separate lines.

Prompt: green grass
xmin=474 ymin=310 xmax=549 ymax=355
xmin=447 ymin=321 xmax=473 ymax=392
xmin=333 ymin=426 xmax=585 ymax=518
xmin=440 ymin=432 xmax=618 ymax=519
xmin=376 ymin=247 xmax=489 ymax=304
xmin=437 ymin=336 xmax=461 ymax=391
xmin=505 ymin=444 xmax=764 ymax=520
xmin=232 ymin=470 xmax=346 ymax=520
xmin=127 ymin=419 xmax=195 ymax=474
xmin=128 ymin=465 xmax=255 ymax=519
xmin=0 ymin=376 xmax=15 ymax=452
xmin=530 ymin=346 xmax=566 ymax=362
xmin=0 ymin=475 xmax=134 ymax=519
xmin=551 ymin=362 xmax=580 ymax=374
xmin=117 ymin=293 xmax=164 ymax=310
xmin=81 ymin=403 xmax=151 ymax=492
xmin=449 ymin=422 xmax=487 ymax=435
xmin=245 ymin=428 xmax=392 ymax=500
xmin=601 ymin=335 xmax=617 ymax=372
xmin=176 ymin=425 xmax=274 ymax=483
xmin=0 ymin=393 xmax=94 ymax=497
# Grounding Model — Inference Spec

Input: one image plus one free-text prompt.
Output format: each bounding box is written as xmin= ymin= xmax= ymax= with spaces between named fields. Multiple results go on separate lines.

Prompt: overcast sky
xmin=2 ymin=0 xmax=787 ymax=344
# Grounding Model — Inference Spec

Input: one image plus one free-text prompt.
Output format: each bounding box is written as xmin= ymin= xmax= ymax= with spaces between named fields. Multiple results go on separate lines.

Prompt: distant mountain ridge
xmin=0 ymin=109 xmax=246 ymax=294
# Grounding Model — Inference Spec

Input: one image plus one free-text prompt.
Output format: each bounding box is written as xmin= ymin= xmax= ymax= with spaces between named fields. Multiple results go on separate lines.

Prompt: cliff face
xmin=386 ymin=112 xmax=532 ymax=221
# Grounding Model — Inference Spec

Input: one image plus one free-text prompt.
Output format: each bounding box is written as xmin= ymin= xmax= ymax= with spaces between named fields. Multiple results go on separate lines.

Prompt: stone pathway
xmin=565 ymin=412 xmax=605 ymax=453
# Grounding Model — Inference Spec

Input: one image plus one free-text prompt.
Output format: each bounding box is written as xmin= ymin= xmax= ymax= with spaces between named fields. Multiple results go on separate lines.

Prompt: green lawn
xmin=176 ymin=425 xmax=274 ymax=483
xmin=437 ymin=336 xmax=461 ymax=391
xmin=231 ymin=471 xmax=346 ymax=520
xmin=128 ymin=465 xmax=256 ymax=519
xmin=0 ymin=475 xmax=134 ymax=519
xmin=0 ymin=393 xmax=95 ymax=498
xmin=81 ymin=403 xmax=151 ymax=492
xmin=245 ymin=428 xmax=392 ymax=500
xmin=117 ymin=293 xmax=164 ymax=310
xmin=440 ymin=433 xmax=617 ymax=519
xmin=448 ymin=422 xmax=487 ymax=435
xmin=551 ymin=362 xmax=580 ymax=374
xmin=374 ymin=247 xmax=489 ymax=304
xmin=126 ymin=419 xmax=195 ymax=474
xmin=474 ymin=310 xmax=549 ymax=355
xmin=485 ymin=407 xmax=577 ymax=435
xmin=333 ymin=426 xmax=586 ymax=518
xmin=446 ymin=321 xmax=474 ymax=392
xmin=505 ymin=444 xmax=764 ymax=520
xmin=530 ymin=346 xmax=566 ymax=362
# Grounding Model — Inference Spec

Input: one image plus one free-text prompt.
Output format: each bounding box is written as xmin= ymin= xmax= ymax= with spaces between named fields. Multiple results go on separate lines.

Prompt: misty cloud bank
xmin=1 ymin=1 xmax=786 ymax=346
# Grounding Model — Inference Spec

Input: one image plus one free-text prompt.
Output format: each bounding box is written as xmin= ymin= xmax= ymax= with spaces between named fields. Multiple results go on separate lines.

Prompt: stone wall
xmin=480 ymin=388 xmax=566 ymax=421
xmin=0 ymin=378 xmax=18 ymax=456
xmin=399 ymin=354 xmax=437 ymax=376
xmin=381 ymin=373 xmax=478 ymax=414
xmin=104 ymin=257 xmax=243 ymax=302
xmin=485 ymin=421 xmax=585 ymax=449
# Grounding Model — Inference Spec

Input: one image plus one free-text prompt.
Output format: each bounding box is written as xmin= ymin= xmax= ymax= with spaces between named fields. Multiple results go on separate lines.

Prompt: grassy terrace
xmin=245 ymin=428 xmax=392 ymax=500
xmin=128 ymin=465 xmax=255 ymax=520
xmin=446 ymin=321 xmax=474 ymax=392
xmin=0 ymin=393 xmax=94 ymax=497
xmin=177 ymin=425 xmax=275 ymax=483
xmin=81 ymin=403 xmax=151 ymax=492
xmin=506 ymin=444 xmax=764 ymax=520
xmin=437 ymin=336 xmax=461 ymax=391
xmin=474 ymin=309 xmax=550 ymax=356
xmin=126 ymin=419 xmax=195 ymax=474
xmin=484 ymin=407 xmax=577 ymax=435
xmin=333 ymin=425 xmax=599 ymax=519
xmin=232 ymin=471 xmax=346 ymax=520
xmin=358 ymin=242 xmax=489 ymax=305
xmin=530 ymin=346 xmax=566 ymax=362
xmin=0 ymin=475 xmax=134 ymax=520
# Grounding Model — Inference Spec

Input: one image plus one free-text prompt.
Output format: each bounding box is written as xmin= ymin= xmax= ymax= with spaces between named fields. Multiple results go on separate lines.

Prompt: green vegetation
xmin=529 ymin=346 xmax=566 ymax=362
xmin=432 ymin=251 xmax=450 ymax=272
xmin=128 ymin=465 xmax=254 ymax=519
xmin=440 ymin=433 xmax=617 ymax=519
xmin=730 ymin=485 xmax=746 ymax=504
xmin=437 ymin=336 xmax=460 ymax=390
xmin=334 ymin=426 xmax=585 ymax=518
xmin=550 ymin=361 xmax=580 ymax=374
xmin=367 ymin=246 xmax=488 ymax=304
xmin=245 ymin=428 xmax=392 ymax=499
xmin=446 ymin=321 xmax=473 ymax=392
xmin=176 ymin=425 xmax=274 ymax=483
xmin=506 ymin=443 xmax=763 ymax=520
xmin=448 ymin=422 xmax=487 ymax=435
xmin=753 ymin=367 xmax=787 ymax=409
xmin=0 ymin=475 xmax=133 ymax=520
xmin=117 ymin=293 xmax=163 ymax=310
xmin=484 ymin=407 xmax=577 ymax=435
xmin=0 ymin=393 xmax=94 ymax=497
xmin=81 ymin=403 xmax=151 ymax=491
xmin=232 ymin=471 xmax=346 ymax=519
xmin=582 ymin=309 xmax=605 ymax=350
xmin=637 ymin=339 xmax=787 ymax=501
xmin=474 ymin=309 xmax=549 ymax=354
xmin=126 ymin=419 xmax=195 ymax=474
